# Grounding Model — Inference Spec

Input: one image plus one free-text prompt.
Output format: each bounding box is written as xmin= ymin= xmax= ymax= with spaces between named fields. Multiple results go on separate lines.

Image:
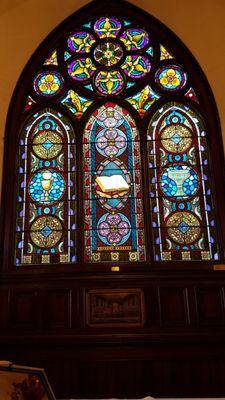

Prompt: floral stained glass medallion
xmin=68 ymin=32 xmax=95 ymax=53
xmin=33 ymin=71 xmax=64 ymax=96
xmin=166 ymin=212 xmax=201 ymax=245
xmin=30 ymin=216 xmax=63 ymax=248
xmin=120 ymin=28 xmax=149 ymax=50
xmin=94 ymin=70 xmax=125 ymax=95
xmin=156 ymin=65 xmax=187 ymax=91
xmin=68 ymin=58 xmax=96 ymax=81
xmin=94 ymin=17 xmax=121 ymax=38
xmin=160 ymin=124 xmax=192 ymax=153
xmin=122 ymin=55 xmax=151 ymax=78
xmin=94 ymin=42 xmax=123 ymax=66
xmin=32 ymin=131 xmax=63 ymax=159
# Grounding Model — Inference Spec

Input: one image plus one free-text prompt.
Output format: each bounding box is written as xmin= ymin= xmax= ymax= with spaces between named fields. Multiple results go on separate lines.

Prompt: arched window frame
xmin=1 ymin=0 xmax=225 ymax=273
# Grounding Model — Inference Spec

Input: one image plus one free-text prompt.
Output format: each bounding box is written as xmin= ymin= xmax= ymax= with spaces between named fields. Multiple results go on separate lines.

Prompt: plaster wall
xmin=0 ymin=0 xmax=224 ymax=191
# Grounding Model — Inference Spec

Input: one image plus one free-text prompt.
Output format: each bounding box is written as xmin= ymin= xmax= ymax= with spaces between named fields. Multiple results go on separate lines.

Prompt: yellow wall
xmin=0 ymin=0 xmax=225 ymax=191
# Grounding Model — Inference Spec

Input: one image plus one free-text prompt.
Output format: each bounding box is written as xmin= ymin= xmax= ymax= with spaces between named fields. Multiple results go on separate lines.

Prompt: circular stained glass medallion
xmin=32 ymin=131 xmax=63 ymax=159
xmin=29 ymin=170 xmax=65 ymax=204
xmin=160 ymin=124 xmax=192 ymax=153
xmin=121 ymin=55 xmax=151 ymax=78
xmin=97 ymin=213 xmax=131 ymax=246
xmin=67 ymin=31 xmax=95 ymax=53
xmin=160 ymin=165 xmax=199 ymax=198
xmin=94 ymin=70 xmax=125 ymax=95
xmin=68 ymin=58 xmax=96 ymax=81
xmin=166 ymin=211 xmax=201 ymax=244
xmin=33 ymin=71 xmax=64 ymax=96
xmin=95 ymin=128 xmax=127 ymax=157
xmin=30 ymin=216 xmax=62 ymax=248
xmin=94 ymin=42 xmax=123 ymax=66
xmin=94 ymin=17 xmax=121 ymax=38
xmin=156 ymin=65 xmax=187 ymax=91
xmin=120 ymin=28 xmax=149 ymax=50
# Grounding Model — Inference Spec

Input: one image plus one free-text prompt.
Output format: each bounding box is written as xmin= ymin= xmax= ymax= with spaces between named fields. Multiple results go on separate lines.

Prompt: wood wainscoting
xmin=0 ymin=270 xmax=225 ymax=398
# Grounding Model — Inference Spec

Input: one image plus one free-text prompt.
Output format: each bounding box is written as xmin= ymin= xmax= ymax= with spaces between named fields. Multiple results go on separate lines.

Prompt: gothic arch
xmin=1 ymin=0 xmax=224 ymax=271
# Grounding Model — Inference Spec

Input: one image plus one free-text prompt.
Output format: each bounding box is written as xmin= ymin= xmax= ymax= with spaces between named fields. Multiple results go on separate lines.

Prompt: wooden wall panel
xmin=0 ymin=273 xmax=225 ymax=398
xmin=195 ymin=286 xmax=225 ymax=326
xmin=71 ymin=288 xmax=84 ymax=329
xmin=142 ymin=287 xmax=157 ymax=327
xmin=0 ymin=290 xmax=9 ymax=330
xmin=43 ymin=289 xmax=72 ymax=329
xmin=9 ymin=290 xmax=38 ymax=330
xmin=158 ymin=287 xmax=190 ymax=326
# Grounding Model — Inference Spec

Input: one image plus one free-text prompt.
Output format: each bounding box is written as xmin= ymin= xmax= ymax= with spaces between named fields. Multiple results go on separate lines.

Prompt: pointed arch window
xmin=2 ymin=0 xmax=224 ymax=269
xmin=83 ymin=102 xmax=145 ymax=263
xmin=148 ymin=102 xmax=219 ymax=261
xmin=16 ymin=109 xmax=76 ymax=265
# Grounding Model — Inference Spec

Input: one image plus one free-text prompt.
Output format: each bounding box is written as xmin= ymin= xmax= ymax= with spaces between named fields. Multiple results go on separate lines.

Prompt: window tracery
xmin=9 ymin=1 xmax=222 ymax=266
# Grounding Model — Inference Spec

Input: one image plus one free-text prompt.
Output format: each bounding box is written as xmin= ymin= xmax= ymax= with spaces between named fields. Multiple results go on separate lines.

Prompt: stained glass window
xmin=83 ymin=103 xmax=145 ymax=263
xmin=15 ymin=109 xmax=76 ymax=265
xmin=148 ymin=103 xmax=219 ymax=261
xmin=9 ymin=1 xmax=223 ymax=267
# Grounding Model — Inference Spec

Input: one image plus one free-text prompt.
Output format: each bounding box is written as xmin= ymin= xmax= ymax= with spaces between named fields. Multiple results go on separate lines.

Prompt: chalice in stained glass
xmin=168 ymin=168 xmax=190 ymax=197
xmin=41 ymin=171 xmax=53 ymax=202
